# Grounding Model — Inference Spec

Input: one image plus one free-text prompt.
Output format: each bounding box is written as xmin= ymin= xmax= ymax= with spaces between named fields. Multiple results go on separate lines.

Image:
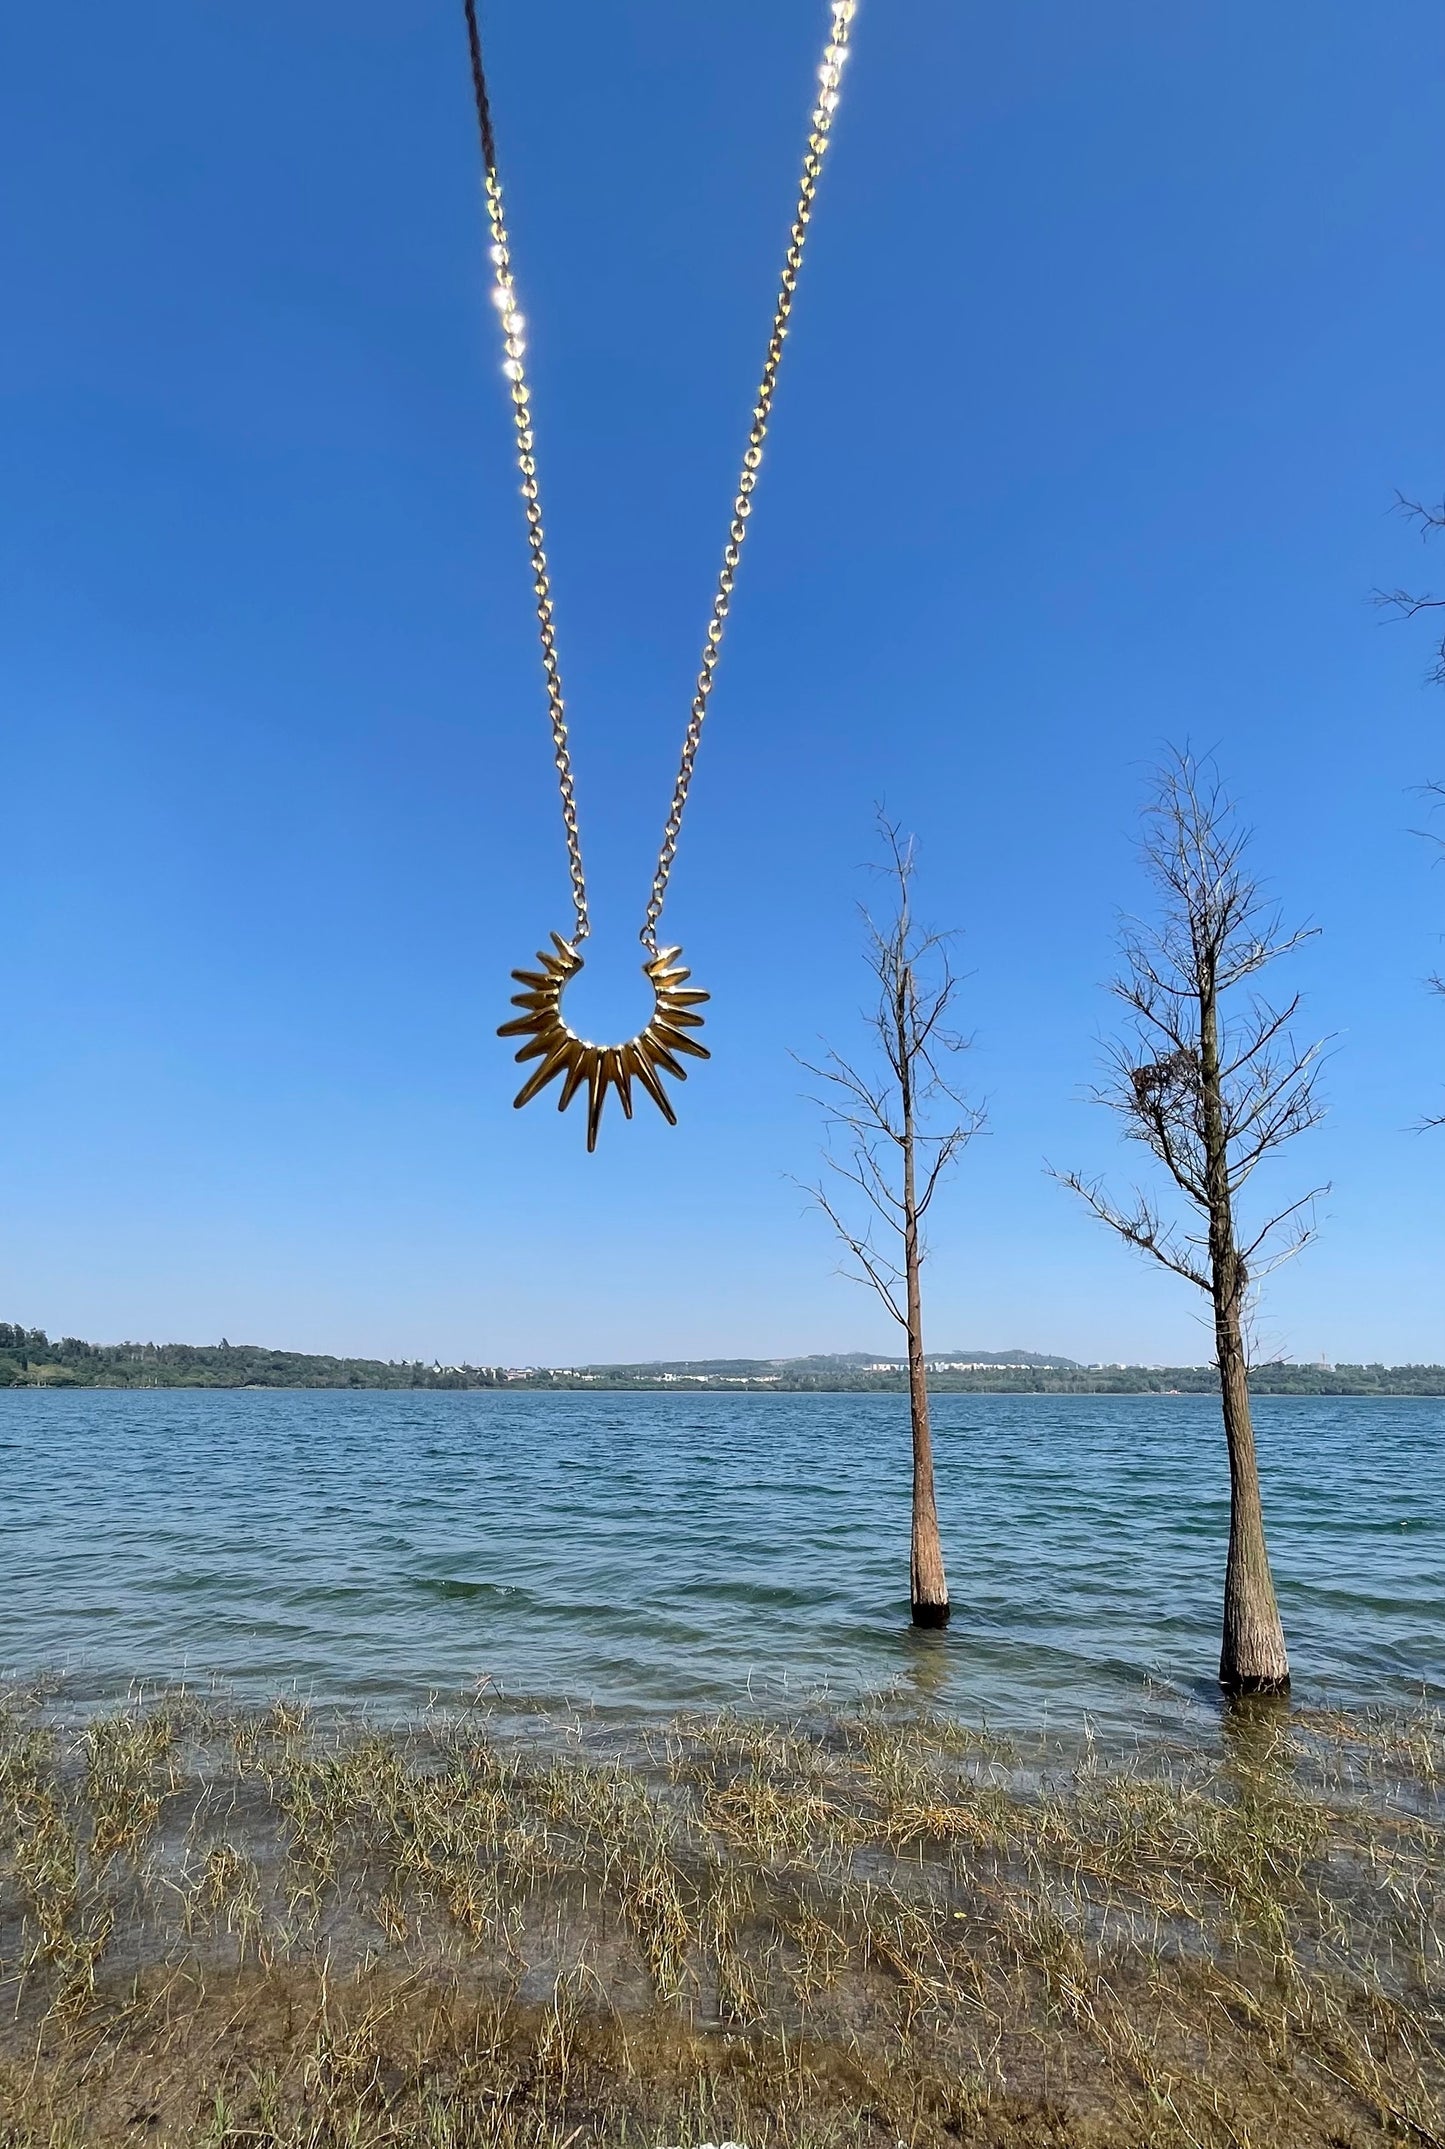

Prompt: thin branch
xmin=917 ymin=1114 xmax=984 ymax=1219
xmin=1395 ymin=489 xmax=1445 ymax=537
xmin=797 ymin=812 xmax=983 ymax=1330
xmin=822 ymin=1137 xmax=909 ymax=1227
xmin=1375 ymin=586 xmax=1445 ymax=620
xmin=797 ymin=1176 xmax=906 ymax=1328
xmin=1238 ymin=1186 xmax=1330 ymax=1274
xmin=1218 ymin=993 xmax=1302 ymax=1082
xmin=1050 ymin=1168 xmax=1211 ymax=1291
xmin=1376 ymin=492 xmax=1445 ymax=685
xmin=1058 ymin=747 xmax=1326 ymax=1314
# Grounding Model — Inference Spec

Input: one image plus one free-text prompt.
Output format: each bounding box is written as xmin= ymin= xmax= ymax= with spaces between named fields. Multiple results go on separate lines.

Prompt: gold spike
xmin=512 ymin=1033 xmax=556 ymax=1064
xmin=557 ymin=1047 xmax=590 ymax=1112
xmin=660 ymin=987 xmax=710 ymax=1007
xmin=628 ymin=1043 xmax=678 ymax=1125
xmin=497 ymin=1012 xmax=550 ymax=1039
xmin=586 ymin=1052 xmax=614 ymax=1152
xmin=513 ymin=1041 xmax=574 ymax=1107
xmin=642 ymin=1035 xmax=688 ymax=1083
xmin=609 ymin=1045 xmax=634 ymax=1120
xmin=651 ymin=1023 xmax=710 ymax=1061
xmin=656 ymin=1005 xmax=706 ymax=1028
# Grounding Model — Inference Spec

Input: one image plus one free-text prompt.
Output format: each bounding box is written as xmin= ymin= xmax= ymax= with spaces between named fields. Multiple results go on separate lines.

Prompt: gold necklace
xmin=465 ymin=0 xmax=859 ymax=1149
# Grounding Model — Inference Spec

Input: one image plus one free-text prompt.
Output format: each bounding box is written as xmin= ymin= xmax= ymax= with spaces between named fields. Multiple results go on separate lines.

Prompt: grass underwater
xmin=0 ymin=1683 xmax=1440 ymax=2148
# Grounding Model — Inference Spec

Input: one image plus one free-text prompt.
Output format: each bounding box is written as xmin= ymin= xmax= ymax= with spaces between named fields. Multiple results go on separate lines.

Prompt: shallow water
xmin=2 ymin=1390 xmax=1439 ymax=1735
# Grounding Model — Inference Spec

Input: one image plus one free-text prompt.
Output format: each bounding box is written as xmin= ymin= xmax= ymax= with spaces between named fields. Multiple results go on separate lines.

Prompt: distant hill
xmin=758 ymin=1349 xmax=1081 ymax=1370
xmin=930 ymin=1349 xmax=1081 ymax=1369
xmin=2 ymin=1323 xmax=1443 ymax=1395
xmin=580 ymin=1349 xmax=1082 ymax=1377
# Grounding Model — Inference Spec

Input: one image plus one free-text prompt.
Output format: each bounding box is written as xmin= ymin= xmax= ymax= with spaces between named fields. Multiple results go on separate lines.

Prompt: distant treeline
xmin=0 ymin=1327 xmax=495 ymax=1391
xmin=1 ymin=1324 xmax=1441 ymax=1395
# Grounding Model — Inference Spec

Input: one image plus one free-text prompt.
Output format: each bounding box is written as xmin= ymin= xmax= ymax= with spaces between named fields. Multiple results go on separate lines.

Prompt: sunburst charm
xmin=497 ymin=936 xmax=711 ymax=1151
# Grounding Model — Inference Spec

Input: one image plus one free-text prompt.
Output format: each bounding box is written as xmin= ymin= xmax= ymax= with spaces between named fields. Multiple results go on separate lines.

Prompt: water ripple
xmin=1 ymin=1390 xmax=1440 ymax=1732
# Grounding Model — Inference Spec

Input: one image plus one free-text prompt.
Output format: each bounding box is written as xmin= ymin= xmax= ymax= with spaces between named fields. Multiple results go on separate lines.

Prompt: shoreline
xmin=8 ymin=1377 xmax=1445 ymax=1397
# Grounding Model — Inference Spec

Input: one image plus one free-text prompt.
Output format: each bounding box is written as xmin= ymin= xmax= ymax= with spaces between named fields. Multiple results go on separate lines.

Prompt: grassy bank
xmin=0 ymin=1688 xmax=1440 ymax=2147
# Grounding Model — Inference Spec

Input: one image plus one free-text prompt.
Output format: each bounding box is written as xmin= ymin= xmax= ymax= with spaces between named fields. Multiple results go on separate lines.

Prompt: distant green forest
xmin=0 ymin=1326 xmax=495 ymax=1392
xmin=1 ymin=1324 xmax=1442 ymax=1395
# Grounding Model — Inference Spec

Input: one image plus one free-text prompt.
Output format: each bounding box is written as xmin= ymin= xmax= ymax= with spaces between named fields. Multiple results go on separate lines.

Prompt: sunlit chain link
xmin=464 ymin=0 xmax=859 ymax=952
xmin=464 ymin=0 xmax=589 ymax=942
xmin=643 ymin=0 xmax=858 ymax=949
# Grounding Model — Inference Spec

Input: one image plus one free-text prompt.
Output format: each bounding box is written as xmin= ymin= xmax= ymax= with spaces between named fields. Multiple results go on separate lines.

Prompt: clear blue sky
xmin=4 ymin=2 xmax=1442 ymax=1366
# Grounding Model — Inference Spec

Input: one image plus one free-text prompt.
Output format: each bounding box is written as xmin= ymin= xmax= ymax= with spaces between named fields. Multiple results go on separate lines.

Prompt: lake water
xmin=2 ymin=1390 xmax=1439 ymax=1737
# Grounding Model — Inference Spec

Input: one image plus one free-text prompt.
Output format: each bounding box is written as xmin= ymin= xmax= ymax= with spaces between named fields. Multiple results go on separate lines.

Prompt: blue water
xmin=1 ymin=1390 xmax=1439 ymax=1735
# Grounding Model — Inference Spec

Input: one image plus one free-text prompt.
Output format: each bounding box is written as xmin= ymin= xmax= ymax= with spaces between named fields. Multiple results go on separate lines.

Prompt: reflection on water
xmin=2 ymin=1390 xmax=1440 ymax=1735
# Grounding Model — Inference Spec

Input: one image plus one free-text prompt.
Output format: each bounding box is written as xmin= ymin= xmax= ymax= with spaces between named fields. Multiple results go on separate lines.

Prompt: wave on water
xmin=3 ymin=1387 xmax=1440 ymax=1736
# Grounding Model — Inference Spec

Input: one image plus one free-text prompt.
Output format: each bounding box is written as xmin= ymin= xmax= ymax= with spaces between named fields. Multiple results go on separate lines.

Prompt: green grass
xmin=0 ymin=1686 xmax=1440 ymax=2146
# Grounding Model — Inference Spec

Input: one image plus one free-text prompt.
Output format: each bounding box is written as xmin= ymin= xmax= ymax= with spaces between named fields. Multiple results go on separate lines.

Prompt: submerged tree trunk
xmin=1215 ymin=1292 xmax=1290 ymax=1691
xmin=1201 ymin=980 xmax=1290 ymax=1693
xmin=899 ymin=973 xmax=949 ymax=1628
xmin=906 ymin=1283 xmax=949 ymax=1627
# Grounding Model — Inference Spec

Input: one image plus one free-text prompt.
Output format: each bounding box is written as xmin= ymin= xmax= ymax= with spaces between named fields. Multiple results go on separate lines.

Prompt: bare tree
xmin=1056 ymin=752 xmax=1328 ymax=1693
xmin=799 ymin=821 xmax=984 ymax=1628
xmin=1375 ymin=489 xmax=1445 ymax=688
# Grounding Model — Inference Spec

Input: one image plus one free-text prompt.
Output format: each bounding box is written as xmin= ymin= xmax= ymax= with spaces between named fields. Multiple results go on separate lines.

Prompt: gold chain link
xmin=465 ymin=0 xmax=859 ymax=951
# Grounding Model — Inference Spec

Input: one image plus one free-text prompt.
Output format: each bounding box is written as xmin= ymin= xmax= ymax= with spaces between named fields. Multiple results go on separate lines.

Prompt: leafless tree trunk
xmin=1057 ymin=752 xmax=1328 ymax=1694
xmin=799 ymin=820 xmax=983 ymax=1628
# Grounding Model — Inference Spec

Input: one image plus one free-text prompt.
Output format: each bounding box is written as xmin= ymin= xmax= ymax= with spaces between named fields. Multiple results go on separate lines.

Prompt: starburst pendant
xmin=497 ymin=935 xmax=711 ymax=1151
